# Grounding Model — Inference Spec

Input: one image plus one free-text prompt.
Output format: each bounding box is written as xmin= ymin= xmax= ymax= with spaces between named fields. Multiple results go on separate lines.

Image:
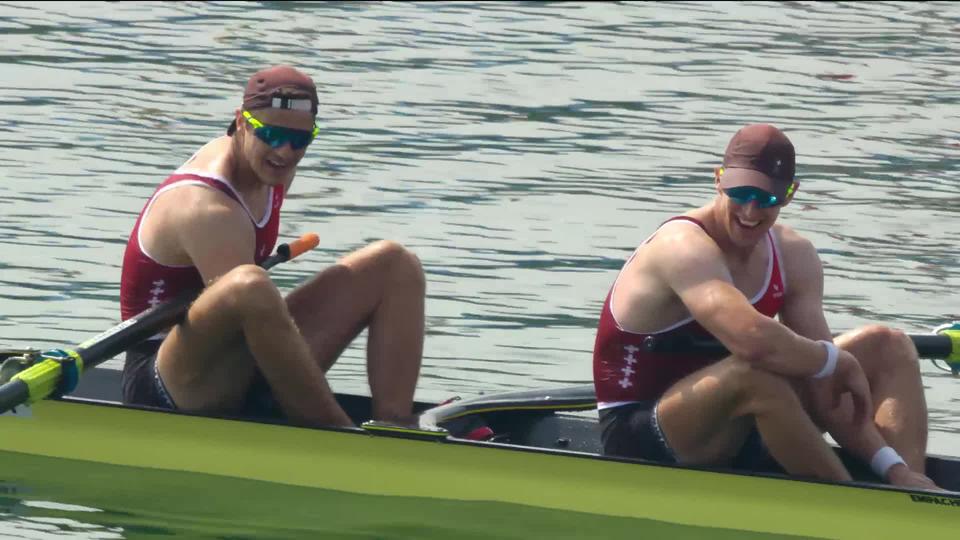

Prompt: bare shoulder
xmin=181 ymin=136 xmax=232 ymax=172
xmin=142 ymin=183 xmax=253 ymax=266
xmin=613 ymin=219 xmax=726 ymax=332
xmin=772 ymin=223 xmax=823 ymax=294
xmin=645 ymin=219 xmax=725 ymax=275
xmin=154 ymin=183 xmax=247 ymax=230
xmin=772 ymin=223 xmax=819 ymax=266
xmin=638 ymin=218 xmax=732 ymax=294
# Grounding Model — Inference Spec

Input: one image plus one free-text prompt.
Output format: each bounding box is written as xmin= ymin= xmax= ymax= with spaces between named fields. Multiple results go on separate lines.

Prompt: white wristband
xmin=811 ymin=340 xmax=839 ymax=379
xmin=870 ymin=446 xmax=906 ymax=479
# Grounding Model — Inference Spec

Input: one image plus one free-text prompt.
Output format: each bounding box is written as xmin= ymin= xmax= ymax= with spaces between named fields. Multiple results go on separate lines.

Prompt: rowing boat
xmin=1 ymin=237 xmax=958 ymax=538
xmin=1 ymin=358 xmax=958 ymax=539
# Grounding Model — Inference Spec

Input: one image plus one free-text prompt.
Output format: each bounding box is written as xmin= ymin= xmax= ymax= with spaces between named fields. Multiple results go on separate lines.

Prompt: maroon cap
xmin=719 ymin=124 xmax=796 ymax=199
xmin=227 ymin=65 xmax=319 ymax=135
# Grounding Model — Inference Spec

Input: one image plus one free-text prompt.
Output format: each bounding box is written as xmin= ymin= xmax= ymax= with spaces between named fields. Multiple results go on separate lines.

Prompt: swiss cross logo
xmin=618 ymin=344 xmax=639 ymax=389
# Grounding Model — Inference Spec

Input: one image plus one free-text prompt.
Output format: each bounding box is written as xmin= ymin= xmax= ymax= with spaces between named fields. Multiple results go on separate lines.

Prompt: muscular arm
xmin=159 ymin=186 xmax=257 ymax=284
xmin=776 ymin=228 xmax=832 ymax=342
xmin=651 ymin=225 xmax=830 ymax=378
xmin=776 ymin=227 xmax=890 ymax=464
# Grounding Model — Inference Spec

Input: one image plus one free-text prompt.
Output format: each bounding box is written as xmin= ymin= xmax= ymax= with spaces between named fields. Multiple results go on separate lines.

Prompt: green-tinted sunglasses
xmin=723 ymin=185 xmax=793 ymax=208
xmin=242 ymin=110 xmax=319 ymax=150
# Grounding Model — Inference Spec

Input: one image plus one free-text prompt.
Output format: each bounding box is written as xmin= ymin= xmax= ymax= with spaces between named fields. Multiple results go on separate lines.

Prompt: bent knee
xmin=369 ymin=240 xmax=425 ymax=289
xmin=730 ymin=359 xmax=801 ymax=414
xmin=222 ymin=264 xmax=273 ymax=292
xmin=220 ymin=265 xmax=283 ymax=312
xmin=848 ymin=324 xmax=918 ymax=373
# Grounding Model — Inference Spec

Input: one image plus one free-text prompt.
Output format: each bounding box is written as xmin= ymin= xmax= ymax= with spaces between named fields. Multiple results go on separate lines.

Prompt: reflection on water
xmin=1 ymin=450 xmax=818 ymax=540
xmin=0 ymin=0 xmax=957 ymax=448
xmin=1 ymin=505 xmax=123 ymax=540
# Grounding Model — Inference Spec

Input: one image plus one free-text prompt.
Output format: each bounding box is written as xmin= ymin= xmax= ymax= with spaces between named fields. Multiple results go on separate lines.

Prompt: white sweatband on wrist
xmin=870 ymin=446 xmax=906 ymax=479
xmin=811 ymin=340 xmax=839 ymax=379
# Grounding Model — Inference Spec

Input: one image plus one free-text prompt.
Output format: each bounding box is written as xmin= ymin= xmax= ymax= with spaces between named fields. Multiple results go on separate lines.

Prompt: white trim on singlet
xmin=136 ymin=180 xmax=209 ymax=268
xmin=608 ymin=220 xmax=777 ymax=336
xmin=137 ymin=171 xmax=276 ymax=266
xmin=174 ymin=168 xmax=275 ymax=228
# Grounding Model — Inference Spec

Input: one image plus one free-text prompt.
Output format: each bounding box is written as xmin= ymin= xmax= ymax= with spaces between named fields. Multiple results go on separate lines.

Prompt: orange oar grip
xmin=288 ymin=233 xmax=320 ymax=260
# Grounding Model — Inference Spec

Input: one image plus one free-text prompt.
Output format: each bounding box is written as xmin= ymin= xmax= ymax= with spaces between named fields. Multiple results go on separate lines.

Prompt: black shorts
xmin=121 ymin=340 xmax=283 ymax=419
xmin=599 ymin=401 xmax=782 ymax=473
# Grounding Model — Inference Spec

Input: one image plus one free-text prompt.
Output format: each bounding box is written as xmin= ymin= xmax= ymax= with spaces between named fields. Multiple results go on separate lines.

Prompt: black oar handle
xmin=76 ymin=292 xmax=196 ymax=369
xmin=0 ymin=379 xmax=28 ymax=412
xmin=643 ymin=333 xmax=955 ymax=359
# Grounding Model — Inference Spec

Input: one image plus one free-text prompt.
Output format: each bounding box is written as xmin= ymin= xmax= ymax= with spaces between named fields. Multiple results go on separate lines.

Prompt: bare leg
xmin=827 ymin=325 xmax=928 ymax=471
xmin=156 ymin=264 xmax=353 ymax=427
xmin=657 ymin=357 xmax=851 ymax=481
xmin=286 ymin=240 xmax=425 ymax=422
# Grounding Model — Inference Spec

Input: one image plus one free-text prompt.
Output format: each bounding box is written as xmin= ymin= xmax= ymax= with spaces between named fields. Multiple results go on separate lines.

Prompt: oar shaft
xmin=643 ymin=333 xmax=956 ymax=359
xmin=75 ymin=293 xmax=195 ymax=370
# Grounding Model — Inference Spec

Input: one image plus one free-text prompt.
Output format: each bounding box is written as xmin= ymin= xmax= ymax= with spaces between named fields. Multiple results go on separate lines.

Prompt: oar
xmin=641 ymin=324 xmax=960 ymax=376
xmin=0 ymin=233 xmax=321 ymax=414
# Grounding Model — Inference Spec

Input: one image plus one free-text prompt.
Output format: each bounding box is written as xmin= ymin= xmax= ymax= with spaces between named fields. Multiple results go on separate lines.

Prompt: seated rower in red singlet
xmin=592 ymin=124 xmax=938 ymax=490
xmin=119 ymin=66 xmax=426 ymax=428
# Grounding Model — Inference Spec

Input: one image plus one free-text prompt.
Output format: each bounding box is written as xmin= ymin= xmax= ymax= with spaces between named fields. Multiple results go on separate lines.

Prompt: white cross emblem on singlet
xmin=147 ymin=279 xmax=166 ymax=308
xmin=618 ymin=377 xmax=633 ymax=389
xmin=623 ymin=344 xmax=639 ymax=365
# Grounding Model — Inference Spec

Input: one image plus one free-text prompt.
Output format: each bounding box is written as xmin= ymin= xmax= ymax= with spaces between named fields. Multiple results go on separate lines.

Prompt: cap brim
xmin=720 ymin=167 xmax=789 ymax=199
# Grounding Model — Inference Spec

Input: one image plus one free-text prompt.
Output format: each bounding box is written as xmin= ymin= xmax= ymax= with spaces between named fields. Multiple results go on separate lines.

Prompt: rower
xmin=119 ymin=65 xmax=425 ymax=428
xmin=592 ymin=123 xmax=939 ymax=489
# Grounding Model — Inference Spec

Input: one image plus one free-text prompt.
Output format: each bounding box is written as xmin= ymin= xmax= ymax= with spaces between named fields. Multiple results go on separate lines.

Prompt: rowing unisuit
xmin=592 ymin=216 xmax=786 ymax=409
xmin=119 ymin=171 xmax=283 ymax=322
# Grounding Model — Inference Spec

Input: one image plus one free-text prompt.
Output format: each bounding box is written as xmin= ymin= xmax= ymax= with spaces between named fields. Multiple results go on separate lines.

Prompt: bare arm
xmin=652 ymin=226 xmax=832 ymax=378
xmin=173 ymin=188 xmax=257 ymax=284
xmin=777 ymin=228 xmax=894 ymax=471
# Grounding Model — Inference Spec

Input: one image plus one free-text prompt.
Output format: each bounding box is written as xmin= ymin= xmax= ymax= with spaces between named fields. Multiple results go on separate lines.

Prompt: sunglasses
xmin=723 ymin=185 xmax=794 ymax=209
xmin=242 ymin=110 xmax=319 ymax=150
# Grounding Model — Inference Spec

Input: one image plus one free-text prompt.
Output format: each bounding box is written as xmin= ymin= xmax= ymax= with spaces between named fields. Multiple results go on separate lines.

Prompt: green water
xmin=0 ymin=450 xmax=817 ymax=540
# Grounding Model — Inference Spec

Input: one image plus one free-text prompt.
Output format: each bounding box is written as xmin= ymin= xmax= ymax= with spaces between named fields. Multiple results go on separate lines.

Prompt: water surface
xmin=0 ymin=1 xmax=958 ymax=535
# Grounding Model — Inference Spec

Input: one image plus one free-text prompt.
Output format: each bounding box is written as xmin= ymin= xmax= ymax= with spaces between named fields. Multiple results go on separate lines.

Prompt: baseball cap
xmin=227 ymin=65 xmax=319 ymax=135
xmin=719 ymin=124 xmax=796 ymax=199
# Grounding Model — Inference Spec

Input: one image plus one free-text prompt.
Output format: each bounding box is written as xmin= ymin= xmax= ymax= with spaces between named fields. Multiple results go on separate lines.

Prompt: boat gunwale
xmin=42 ymin=388 xmax=960 ymax=502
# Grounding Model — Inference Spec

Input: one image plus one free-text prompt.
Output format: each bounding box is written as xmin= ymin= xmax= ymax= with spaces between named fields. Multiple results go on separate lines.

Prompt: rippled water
xmin=1 ymin=1 xmax=959 ymax=534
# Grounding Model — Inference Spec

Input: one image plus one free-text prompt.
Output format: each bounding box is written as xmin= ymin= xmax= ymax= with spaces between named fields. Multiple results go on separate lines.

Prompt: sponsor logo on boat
xmin=910 ymin=493 xmax=960 ymax=507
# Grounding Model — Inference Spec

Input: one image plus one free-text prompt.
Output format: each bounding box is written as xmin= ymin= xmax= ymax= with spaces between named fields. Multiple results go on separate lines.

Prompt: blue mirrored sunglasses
xmin=243 ymin=110 xmax=319 ymax=150
xmin=723 ymin=186 xmax=786 ymax=209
